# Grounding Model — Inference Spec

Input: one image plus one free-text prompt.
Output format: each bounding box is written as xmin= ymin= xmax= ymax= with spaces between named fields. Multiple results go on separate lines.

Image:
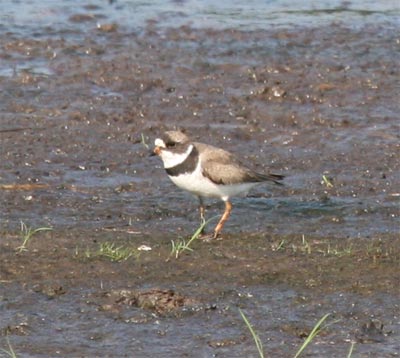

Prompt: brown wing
xmin=195 ymin=142 xmax=284 ymax=185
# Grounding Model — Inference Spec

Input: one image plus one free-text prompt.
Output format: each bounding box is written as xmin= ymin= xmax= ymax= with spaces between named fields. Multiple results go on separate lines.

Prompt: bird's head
xmin=153 ymin=131 xmax=193 ymax=168
xmin=154 ymin=131 xmax=190 ymax=154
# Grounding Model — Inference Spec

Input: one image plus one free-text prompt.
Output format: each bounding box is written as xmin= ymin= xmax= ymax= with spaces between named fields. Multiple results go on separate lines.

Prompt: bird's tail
xmin=256 ymin=173 xmax=285 ymax=185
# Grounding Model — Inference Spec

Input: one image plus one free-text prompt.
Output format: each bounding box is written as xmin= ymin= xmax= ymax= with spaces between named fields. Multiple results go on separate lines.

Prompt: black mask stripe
xmin=166 ymin=146 xmax=199 ymax=176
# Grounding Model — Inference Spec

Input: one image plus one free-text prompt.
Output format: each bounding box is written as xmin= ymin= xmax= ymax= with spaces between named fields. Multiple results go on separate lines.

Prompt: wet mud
xmin=1 ymin=6 xmax=399 ymax=358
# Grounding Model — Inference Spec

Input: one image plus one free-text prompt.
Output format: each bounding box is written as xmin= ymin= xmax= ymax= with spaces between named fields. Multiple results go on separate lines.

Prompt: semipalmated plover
xmin=153 ymin=130 xmax=284 ymax=239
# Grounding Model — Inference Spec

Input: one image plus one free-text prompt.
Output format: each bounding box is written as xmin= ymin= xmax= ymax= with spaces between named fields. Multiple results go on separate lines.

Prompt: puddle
xmin=0 ymin=1 xmax=399 ymax=357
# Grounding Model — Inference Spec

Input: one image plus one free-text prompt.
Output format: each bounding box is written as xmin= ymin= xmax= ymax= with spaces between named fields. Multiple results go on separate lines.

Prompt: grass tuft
xmin=76 ymin=242 xmax=139 ymax=262
xmin=239 ymin=310 xmax=343 ymax=358
xmin=16 ymin=221 xmax=53 ymax=253
xmin=97 ymin=242 xmax=137 ymax=262
xmin=170 ymin=216 xmax=216 ymax=259
xmin=274 ymin=235 xmax=354 ymax=257
xmin=170 ymin=218 xmax=206 ymax=259
xmin=0 ymin=337 xmax=17 ymax=358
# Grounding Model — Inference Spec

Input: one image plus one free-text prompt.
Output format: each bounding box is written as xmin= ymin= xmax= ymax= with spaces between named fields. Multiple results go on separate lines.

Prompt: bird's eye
xmin=167 ymin=142 xmax=176 ymax=148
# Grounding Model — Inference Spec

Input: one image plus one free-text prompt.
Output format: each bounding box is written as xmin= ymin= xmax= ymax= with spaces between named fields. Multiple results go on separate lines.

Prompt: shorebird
xmin=153 ymin=130 xmax=284 ymax=239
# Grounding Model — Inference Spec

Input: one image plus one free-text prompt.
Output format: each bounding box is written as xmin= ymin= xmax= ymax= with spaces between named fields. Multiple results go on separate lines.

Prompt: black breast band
xmin=166 ymin=146 xmax=199 ymax=176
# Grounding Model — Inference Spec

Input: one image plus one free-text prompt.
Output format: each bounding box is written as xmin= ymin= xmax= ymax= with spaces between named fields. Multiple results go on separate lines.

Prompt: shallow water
xmin=1 ymin=1 xmax=399 ymax=357
xmin=2 ymin=0 xmax=399 ymax=33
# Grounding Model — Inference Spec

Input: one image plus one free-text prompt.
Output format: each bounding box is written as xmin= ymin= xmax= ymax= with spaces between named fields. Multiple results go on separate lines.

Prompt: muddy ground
xmin=0 ymin=8 xmax=399 ymax=358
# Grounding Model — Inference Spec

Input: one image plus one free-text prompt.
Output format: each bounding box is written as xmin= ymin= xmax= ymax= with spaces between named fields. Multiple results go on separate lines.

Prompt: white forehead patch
xmin=154 ymin=138 xmax=166 ymax=148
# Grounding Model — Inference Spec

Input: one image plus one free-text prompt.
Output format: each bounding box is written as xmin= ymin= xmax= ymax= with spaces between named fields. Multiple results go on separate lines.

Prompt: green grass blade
xmin=140 ymin=133 xmax=149 ymax=149
xmin=239 ymin=308 xmax=264 ymax=358
xmin=293 ymin=313 xmax=331 ymax=358
xmin=347 ymin=342 xmax=355 ymax=358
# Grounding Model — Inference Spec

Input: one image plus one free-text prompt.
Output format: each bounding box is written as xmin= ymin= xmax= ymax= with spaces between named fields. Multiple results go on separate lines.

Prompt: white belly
xmin=168 ymin=163 xmax=258 ymax=201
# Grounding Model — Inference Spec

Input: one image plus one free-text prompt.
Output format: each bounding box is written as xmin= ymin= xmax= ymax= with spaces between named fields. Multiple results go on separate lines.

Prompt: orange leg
xmin=213 ymin=200 xmax=232 ymax=239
